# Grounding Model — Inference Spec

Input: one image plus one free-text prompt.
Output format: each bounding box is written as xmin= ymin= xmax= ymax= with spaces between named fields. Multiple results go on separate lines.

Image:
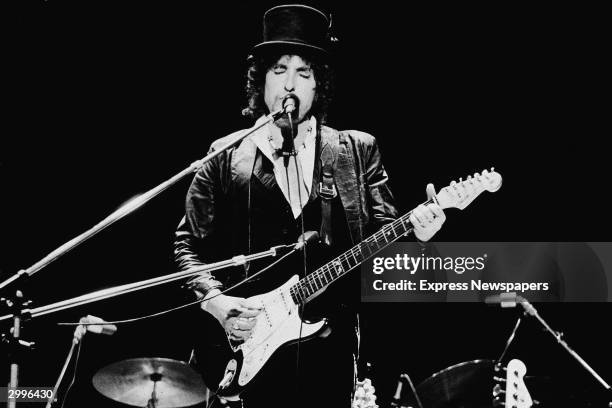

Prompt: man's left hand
xmin=410 ymin=183 xmax=446 ymax=242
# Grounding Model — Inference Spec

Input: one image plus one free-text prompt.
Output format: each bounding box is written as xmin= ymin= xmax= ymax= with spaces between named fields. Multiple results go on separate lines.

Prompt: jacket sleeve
xmin=174 ymin=146 xmax=225 ymax=299
xmin=357 ymin=133 xmax=437 ymax=256
xmin=359 ymin=134 xmax=441 ymax=255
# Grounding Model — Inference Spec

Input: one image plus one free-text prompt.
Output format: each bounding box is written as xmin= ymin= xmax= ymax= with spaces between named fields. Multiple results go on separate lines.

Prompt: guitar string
xmin=290 ymin=222 xmax=417 ymax=303
xmin=294 ymin=215 xmax=409 ymax=294
xmin=290 ymin=213 xmax=413 ymax=301
xmin=292 ymin=190 xmax=445 ymax=300
xmin=289 ymin=198 xmax=433 ymax=302
xmin=289 ymin=197 xmax=430 ymax=300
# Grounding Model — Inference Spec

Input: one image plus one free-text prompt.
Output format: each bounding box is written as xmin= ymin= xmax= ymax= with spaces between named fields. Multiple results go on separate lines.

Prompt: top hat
xmin=251 ymin=4 xmax=332 ymax=56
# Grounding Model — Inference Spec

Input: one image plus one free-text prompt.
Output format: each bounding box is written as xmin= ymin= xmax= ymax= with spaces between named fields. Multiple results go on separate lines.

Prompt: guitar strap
xmin=318 ymin=130 xmax=340 ymax=246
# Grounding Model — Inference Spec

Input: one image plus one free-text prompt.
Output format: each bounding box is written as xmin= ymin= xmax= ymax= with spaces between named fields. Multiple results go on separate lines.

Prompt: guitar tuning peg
xmin=492 ymin=384 xmax=506 ymax=397
xmin=492 ymin=399 xmax=505 ymax=408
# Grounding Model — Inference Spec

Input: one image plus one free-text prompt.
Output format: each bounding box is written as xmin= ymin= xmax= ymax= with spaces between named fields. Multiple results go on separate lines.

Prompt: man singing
xmin=174 ymin=5 xmax=445 ymax=407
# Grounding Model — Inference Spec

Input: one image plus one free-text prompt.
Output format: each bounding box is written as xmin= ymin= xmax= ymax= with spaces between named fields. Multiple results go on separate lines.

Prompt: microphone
xmin=484 ymin=292 xmax=525 ymax=308
xmin=74 ymin=315 xmax=117 ymax=342
xmin=485 ymin=293 xmax=538 ymax=317
xmin=282 ymin=93 xmax=300 ymax=117
xmin=48 ymin=316 xmax=117 ymax=408
xmin=294 ymin=231 xmax=320 ymax=251
xmin=280 ymin=94 xmax=300 ymax=167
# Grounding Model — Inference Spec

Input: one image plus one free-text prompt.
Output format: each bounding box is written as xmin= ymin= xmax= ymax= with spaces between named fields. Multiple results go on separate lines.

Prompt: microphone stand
xmin=489 ymin=294 xmax=610 ymax=393
xmin=45 ymin=324 xmax=84 ymax=408
xmin=0 ymin=108 xmax=284 ymax=292
xmin=0 ymin=108 xmax=284 ymax=394
xmin=0 ymin=243 xmax=295 ymax=323
xmin=2 ymin=291 xmax=33 ymax=408
xmin=517 ymin=299 xmax=611 ymax=392
xmin=281 ymin=115 xmax=297 ymax=168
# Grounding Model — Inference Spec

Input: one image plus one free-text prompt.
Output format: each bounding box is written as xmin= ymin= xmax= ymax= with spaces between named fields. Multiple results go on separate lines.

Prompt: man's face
xmin=264 ymin=54 xmax=316 ymax=124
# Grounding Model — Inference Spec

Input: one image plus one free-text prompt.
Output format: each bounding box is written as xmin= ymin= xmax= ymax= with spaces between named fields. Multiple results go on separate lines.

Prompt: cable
xmin=59 ymin=339 xmax=82 ymax=408
xmin=53 ymin=198 xmax=429 ymax=328
xmin=45 ymin=339 xmax=78 ymax=408
xmin=497 ymin=316 xmax=522 ymax=364
xmin=287 ymin=113 xmax=310 ymax=397
xmin=206 ymin=393 xmax=244 ymax=408
xmin=57 ymin=248 xmax=297 ymax=327
xmin=205 ymin=388 xmax=221 ymax=408
xmin=402 ymin=373 xmax=423 ymax=408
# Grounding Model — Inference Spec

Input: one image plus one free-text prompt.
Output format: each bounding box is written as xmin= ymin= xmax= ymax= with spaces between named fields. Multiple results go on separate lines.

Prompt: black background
xmin=2 ymin=2 xmax=610 ymax=407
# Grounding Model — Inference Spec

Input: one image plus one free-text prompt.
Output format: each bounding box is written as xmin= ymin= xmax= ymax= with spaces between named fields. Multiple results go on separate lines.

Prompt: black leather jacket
xmin=174 ymin=125 xmax=398 ymax=297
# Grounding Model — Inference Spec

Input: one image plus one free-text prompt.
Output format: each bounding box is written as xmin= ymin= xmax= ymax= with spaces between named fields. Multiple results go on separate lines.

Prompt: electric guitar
xmin=197 ymin=169 xmax=502 ymax=399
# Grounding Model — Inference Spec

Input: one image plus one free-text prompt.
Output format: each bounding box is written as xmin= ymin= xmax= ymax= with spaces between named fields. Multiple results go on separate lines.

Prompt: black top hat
xmin=251 ymin=4 xmax=331 ymax=56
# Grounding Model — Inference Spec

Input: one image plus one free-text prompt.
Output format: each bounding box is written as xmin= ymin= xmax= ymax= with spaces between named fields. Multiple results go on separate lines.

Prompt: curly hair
xmin=242 ymin=50 xmax=335 ymax=126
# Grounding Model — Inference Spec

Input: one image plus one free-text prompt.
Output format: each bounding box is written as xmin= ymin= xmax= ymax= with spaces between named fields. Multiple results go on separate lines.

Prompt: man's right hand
xmin=201 ymin=289 xmax=262 ymax=342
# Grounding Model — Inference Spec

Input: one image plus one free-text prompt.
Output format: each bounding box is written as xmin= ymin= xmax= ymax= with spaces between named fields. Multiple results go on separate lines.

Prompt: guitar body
xmin=193 ymin=275 xmax=328 ymax=399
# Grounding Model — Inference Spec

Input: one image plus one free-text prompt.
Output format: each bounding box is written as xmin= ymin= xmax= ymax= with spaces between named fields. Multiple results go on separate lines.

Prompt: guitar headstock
xmin=493 ymin=359 xmax=533 ymax=408
xmin=436 ymin=168 xmax=502 ymax=210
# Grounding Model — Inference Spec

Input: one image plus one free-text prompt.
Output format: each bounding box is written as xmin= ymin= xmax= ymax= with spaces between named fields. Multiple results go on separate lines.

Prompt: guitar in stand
xmin=195 ymin=169 xmax=502 ymax=400
xmin=493 ymin=359 xmax=535 ymax=407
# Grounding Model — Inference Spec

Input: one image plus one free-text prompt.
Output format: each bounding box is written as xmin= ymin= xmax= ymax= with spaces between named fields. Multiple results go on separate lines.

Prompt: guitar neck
xmin=289 ymin=200 xmax=430 ymax=305
xmin=288 ymin=168 xmax=502 ymax=305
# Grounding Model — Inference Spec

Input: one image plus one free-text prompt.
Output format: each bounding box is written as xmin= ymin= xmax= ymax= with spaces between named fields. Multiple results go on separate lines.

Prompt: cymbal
xmin=93 ymin=357 xmax=207 ymax=408
xmin=416 ymin=359 xmax=495 ymax=408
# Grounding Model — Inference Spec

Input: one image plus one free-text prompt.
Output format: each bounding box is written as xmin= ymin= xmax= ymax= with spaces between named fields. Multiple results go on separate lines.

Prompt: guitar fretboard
xmin=289 ymin=200 xmax=431 ymax=305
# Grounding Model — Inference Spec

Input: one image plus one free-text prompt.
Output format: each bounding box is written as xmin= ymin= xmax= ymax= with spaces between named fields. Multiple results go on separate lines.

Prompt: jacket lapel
xmin=321 ymin=126 xmax=363 ymax=244
xmin=230 ymin=136 xmax=257 ymax=191
xmin=231 ymin=135 xmax=284 ymax=197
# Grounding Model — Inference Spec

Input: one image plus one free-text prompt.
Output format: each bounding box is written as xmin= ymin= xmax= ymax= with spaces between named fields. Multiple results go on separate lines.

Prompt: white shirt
xmin=251 ymin=115 xmax=317 ymax=218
